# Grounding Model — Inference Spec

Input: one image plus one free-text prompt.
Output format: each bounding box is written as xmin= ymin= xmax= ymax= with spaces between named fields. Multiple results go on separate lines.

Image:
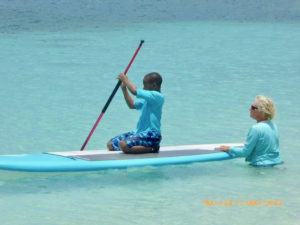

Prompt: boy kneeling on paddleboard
xmin=107 ymin=72 xmax=164 ymax=154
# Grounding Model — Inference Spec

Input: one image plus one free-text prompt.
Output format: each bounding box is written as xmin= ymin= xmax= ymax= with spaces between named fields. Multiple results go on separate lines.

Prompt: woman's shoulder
xmin=252 ymin=120 xmax=277 ymax=132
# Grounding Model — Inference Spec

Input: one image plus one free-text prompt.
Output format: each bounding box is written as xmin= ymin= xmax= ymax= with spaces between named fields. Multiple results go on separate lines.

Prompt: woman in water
xmin=219 ymin=95 xmax=282 ymax=167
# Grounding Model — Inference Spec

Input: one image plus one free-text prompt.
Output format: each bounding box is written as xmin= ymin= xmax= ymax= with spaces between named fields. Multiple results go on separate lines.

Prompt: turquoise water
xmin=1 ymin=1 xmax=300 ymax=225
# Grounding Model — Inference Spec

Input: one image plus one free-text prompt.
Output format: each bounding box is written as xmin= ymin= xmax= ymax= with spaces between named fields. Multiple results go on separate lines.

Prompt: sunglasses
xmin=251 ymin=105 xmax=258 ymax=110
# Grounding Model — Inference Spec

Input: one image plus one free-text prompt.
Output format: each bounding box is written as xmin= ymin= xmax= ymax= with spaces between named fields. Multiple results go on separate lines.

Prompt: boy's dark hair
xmin=145 ymin=72 xmax=163 ymax=87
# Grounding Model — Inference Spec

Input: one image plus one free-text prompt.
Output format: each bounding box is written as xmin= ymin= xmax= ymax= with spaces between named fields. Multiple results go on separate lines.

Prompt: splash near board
xmin=0 ymin=143 xmax=243 ymax=172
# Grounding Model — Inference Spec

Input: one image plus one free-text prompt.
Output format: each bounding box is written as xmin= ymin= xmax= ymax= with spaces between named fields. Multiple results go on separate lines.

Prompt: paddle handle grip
xmin=102 ymin=40 xmax=144 ymax=113
xmin=80 ymin=40 xmax=145 ymax=151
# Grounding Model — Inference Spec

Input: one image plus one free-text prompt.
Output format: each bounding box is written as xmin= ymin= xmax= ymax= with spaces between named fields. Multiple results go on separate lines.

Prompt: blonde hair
xmin=255 ymin=95 xmax=276 ymax=120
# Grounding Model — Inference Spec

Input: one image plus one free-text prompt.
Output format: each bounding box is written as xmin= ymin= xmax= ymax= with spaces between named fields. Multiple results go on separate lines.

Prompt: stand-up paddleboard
xmin=0 ymin=143 xmax=243 ymax=172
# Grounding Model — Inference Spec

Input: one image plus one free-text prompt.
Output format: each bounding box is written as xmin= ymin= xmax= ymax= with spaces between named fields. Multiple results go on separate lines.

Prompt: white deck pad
xmin=49 ymin=143 xmax=244 ymax=161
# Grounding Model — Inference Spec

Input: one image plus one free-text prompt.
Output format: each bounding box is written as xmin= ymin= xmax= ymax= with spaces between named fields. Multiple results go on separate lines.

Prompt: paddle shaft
xmin=80 ymin=40 xmax=145 ymax=150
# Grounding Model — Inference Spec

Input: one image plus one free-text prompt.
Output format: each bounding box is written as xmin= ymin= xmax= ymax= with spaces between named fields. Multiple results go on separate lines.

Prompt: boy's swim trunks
xmin=110 ymin=130 xmax=162 ymax=151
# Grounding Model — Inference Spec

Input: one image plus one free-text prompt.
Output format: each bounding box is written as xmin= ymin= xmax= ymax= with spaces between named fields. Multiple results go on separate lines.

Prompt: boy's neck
xmin=151 ymin=88 xmax=161 ymax=92
xmin=144 ymin=87 xmax=161 ymax=92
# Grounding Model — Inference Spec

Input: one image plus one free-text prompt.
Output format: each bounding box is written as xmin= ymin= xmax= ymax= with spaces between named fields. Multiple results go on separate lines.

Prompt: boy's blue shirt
xmin=229 ymin=120 xmax=282 ymax=166
xmin=134 ymin=88 xmax=164 ymax=134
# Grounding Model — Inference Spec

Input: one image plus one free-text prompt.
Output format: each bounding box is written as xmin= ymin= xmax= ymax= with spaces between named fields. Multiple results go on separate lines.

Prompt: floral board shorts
xmin=110 ymin=131 xmax=162 ymax=151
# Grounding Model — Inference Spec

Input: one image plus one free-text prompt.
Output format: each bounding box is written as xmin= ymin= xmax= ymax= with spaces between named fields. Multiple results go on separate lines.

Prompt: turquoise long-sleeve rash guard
xmin=229 ymin=120 xmax=282 ymax=166
xmin=134 ymin=89 xmax=164 ymax=134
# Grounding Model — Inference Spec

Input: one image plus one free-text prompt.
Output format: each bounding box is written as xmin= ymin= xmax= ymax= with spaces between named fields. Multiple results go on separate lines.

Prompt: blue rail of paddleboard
xmin=0 ymin=152 xmax=234 ymax=172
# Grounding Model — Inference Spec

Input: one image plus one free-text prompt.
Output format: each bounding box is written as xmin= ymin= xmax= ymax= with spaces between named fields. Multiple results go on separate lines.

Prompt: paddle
xmin=80 ymin=40 xmax=145 ymax=150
